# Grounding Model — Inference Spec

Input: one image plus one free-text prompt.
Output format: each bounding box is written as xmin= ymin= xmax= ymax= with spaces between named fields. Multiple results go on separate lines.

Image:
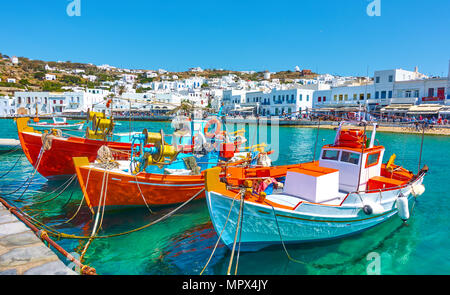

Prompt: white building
xmin=11 ymin=56 xmax=19 ymax=65
xmin=14 ymin=90 xmax=110 ymax=115
xmin=7 ymin=78 xmax=16 ymax=83
xmin=45 ymin=74 xmax=57 ymax=81
xmin=222 ymin=89 xmax=246 ymax=113
xmin=263 ymin=71 xmax=271 ymax=80
xmin=0 ymin=96 xmax=14 ymax=116
xmin=260 ymin=88 xmax=315 ymax=116
xmin=82 ymin=75 xmax=98 ymax=82
xmin=189 ymin=67 xmax=203 ymax=72
xmin=121 ymin=74 xmax=137 ymax=84
xmin=313 ymin=65 xmax=449 ymax=113
xmin=146 ymin=71 xmax=158 ymax=78
xmin=45 ymin=64 xmax=55 ymax=71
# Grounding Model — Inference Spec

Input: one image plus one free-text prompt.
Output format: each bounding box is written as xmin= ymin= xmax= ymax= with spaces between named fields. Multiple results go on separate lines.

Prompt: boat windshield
xmin=322 ymin=150 xmax=340 ymax=161
xmin=53 ymin=117 xmax=66 ymax=124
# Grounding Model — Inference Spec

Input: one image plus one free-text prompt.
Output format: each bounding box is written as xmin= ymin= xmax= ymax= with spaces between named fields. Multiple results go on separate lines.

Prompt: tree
xmin=42 ymin=81 xmax=63 ymax=92
xmin=61 ymin=74 xmax=82 ymax=85
xmin=34 ymin=72 xmax=45 ymax=80
xmin=19 ymin=79 xmax=29 ymax=86
xmin=167 ymin=100 xmax=195 ymax=115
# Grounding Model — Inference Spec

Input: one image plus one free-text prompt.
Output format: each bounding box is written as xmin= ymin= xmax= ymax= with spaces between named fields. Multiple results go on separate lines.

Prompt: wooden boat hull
xmin=74 ymin=163 xmax=206 ymax=208
xmin=18 ymin=131 xmax=133 ymax=178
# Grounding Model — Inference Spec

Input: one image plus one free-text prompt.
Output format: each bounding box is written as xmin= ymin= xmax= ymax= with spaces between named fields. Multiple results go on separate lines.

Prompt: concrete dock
xmin=0 ymin=202 xmax=77 ymax=275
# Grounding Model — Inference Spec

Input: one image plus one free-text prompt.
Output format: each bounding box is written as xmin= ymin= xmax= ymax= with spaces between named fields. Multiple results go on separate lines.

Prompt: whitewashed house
xmin=45 ymin=74 xmax=57 ymax=81
xmin=11 ymin=56 xmax=19 ymax=65
xmin=0 ymin=96 xmax=14 ymax=116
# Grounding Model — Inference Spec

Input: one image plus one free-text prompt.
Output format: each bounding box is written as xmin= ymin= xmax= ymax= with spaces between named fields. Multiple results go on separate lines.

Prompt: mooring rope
xmin=0 ymin=144 xmax=22 ymax=157
xmin=0 ymin=152 xmax=24 ymax=179
xmin=80 ymin=169 xmax=109 ymax=261
xmin=267 ymin=202 xmax=307 ymax=265
xmin=199 ymin=191 xmax=240 ymax=275
xmin=20 ymin=187 xmax=206 ymax=240
xmin=21 ymin=175 xmax=77 ymax=208
xmin=134 ymin=173 xmax=154 ymax=214
xmin=226 ymin=191 xmax=245 ymax=275
xmin=1 ymin=147 xmax=44 ymax=197
xmin=234 ymin=194 xmax=245 ymax=275
xmin=19 ymin=174 xmax=77 ymax=204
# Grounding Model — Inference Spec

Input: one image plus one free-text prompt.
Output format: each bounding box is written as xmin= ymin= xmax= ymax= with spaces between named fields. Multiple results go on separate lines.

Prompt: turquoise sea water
xmin=0 ymin=119 xmax=449 ymax=275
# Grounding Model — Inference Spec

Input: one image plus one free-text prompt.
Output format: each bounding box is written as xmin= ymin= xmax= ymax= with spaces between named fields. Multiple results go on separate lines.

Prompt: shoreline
xmin=291 ymin=123 xmax=450 ymax=136
xmin=1 ymin=116 xmax=449 ymax=136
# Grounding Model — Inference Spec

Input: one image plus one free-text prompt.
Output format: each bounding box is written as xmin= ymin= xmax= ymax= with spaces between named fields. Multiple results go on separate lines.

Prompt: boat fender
xmin=396 ymin=194 xmax=410 ymax=221
xmin=362 ymin=205 xmax=373 ymax=215
xmin=362 ymin=201 xmax=385 ymax=215
xmin=411 ymin=183 xmax=425 ymax=197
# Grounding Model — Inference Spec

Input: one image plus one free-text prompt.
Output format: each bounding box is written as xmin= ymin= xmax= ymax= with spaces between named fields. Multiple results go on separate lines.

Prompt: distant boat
xmin=28 ymin=117 xmax=84 ymax=131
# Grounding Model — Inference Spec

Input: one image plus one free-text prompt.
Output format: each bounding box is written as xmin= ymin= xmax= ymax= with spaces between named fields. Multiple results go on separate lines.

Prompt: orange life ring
xmin=204 ymin=118 xmax=222 ymax=138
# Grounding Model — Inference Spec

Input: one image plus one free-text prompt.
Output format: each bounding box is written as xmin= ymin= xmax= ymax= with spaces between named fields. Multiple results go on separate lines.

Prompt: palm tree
xmin=167 ymin=100 xmax=195 ymax=115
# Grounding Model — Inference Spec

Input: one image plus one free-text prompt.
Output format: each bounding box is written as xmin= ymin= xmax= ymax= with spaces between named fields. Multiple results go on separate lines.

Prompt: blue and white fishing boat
xmin=204 ymin=122 xmax=428 ymax=251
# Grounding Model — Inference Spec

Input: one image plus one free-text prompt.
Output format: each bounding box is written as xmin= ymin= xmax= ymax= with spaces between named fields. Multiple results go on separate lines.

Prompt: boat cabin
xmin=318 ymin=127 xmax=385 ymax=193
xmin=282 ymin=125 xmax=386 ymax=203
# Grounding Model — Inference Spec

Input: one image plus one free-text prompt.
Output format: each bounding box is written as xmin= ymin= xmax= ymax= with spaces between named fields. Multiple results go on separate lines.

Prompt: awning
xmin=62 ymin=109 xmax=84 ymax=113
xmin=406 ymin=104 xmax=443 ymax=115
xmin=312 ymin=107 xmax=336 ymax=112
xmin=438 ymin=107 xmax=450 ymax=115
xmin=335 ymin=107 xmax=361 ymax=112
xmin=381 ymin=104 xmax=413 ymax=113
xmin=232 ymin=106 xmax=255 ymax=112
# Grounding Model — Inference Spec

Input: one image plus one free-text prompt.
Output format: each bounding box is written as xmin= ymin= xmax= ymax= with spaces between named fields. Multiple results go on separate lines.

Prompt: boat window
xmin=322 ymin=150 xmax=340 ymax=161
xmin=366 ymin=152 xmax=380 ymax=168
xmin=340 ymin=151 xmax=360 ymax=165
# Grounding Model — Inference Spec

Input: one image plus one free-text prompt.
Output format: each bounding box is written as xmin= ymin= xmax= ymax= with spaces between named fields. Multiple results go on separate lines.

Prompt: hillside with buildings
xmin=0 ymin=51 xmax=448 ymax=120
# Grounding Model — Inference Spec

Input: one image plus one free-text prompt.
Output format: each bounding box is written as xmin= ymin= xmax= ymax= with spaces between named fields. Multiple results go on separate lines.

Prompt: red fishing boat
xmin=16 ymin=116 xmax=136 ymax=179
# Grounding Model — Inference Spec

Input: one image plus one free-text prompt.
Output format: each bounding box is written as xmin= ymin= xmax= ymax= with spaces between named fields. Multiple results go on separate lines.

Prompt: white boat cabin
xmin=283 ymin=124 xmax=385 ymax=203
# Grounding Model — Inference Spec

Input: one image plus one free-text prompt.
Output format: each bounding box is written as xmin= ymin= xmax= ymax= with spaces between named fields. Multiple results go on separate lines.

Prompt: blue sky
xmin=2 ymin=0 xmax=449 ymax=76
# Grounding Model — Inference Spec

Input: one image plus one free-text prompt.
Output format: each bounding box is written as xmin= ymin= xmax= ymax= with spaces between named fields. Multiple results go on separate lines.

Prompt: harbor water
xmin=0 ymin=119 xmax=448 ymax=275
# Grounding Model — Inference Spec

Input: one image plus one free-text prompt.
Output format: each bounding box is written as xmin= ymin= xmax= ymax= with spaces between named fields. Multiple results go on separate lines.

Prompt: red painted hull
xmin=75 ymin=165 xmax=205 ymax=208
xmin=18 ymin=131 xmax=133 ymax=178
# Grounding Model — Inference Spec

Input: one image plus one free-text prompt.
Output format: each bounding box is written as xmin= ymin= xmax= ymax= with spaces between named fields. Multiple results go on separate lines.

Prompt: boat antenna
xmin=417 ymin=122 xmax=425 ymax=173
xmin=129 ymin=97 xmax=132 ymax=140
xmin=356 ymin=121 xmax=368 ymax=191
xmin=313 ymin=117 xmax=320 ymax=161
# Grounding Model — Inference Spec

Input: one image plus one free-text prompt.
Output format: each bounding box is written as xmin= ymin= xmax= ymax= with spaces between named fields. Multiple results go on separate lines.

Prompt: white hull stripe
xmin=128 ymin=180 xmax=202 ymax=187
